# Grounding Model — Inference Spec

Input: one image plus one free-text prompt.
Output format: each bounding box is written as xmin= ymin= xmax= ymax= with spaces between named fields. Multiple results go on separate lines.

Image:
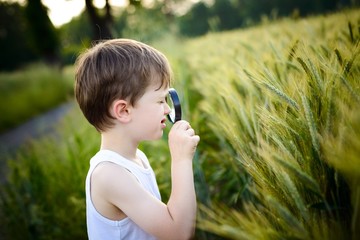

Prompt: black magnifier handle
xmin=167 ymin=88 xmax=182 ymax=123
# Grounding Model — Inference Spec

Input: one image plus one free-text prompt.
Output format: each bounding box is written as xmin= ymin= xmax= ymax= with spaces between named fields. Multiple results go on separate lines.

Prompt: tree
xmin=25 ymin=0 xmax=60 ymax=65
xmin=210 ymin=0 xmax=243 ymax=30
xmin=0 ymin=1 xmax=37 ymax=71
xmin=84 ymin=0 xmax=145 ymax=40
xmin=178 ymin=2 xmax=210 ymax=36
xmin=85 ymin=0 xmax=113 ymax=40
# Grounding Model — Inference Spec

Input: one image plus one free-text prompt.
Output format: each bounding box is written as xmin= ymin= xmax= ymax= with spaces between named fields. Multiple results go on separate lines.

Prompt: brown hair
xmin=74 ymin=39 xmax=172 ymax=132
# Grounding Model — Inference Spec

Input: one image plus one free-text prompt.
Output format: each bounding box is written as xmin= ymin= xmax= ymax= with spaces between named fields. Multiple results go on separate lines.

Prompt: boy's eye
xmin=159 ymin=97 xmax=168 ymax=104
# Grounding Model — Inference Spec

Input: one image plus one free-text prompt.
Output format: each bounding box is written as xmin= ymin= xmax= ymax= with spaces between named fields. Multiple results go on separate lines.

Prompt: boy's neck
xmin=100 ymin=130 xmax=138 ymax=162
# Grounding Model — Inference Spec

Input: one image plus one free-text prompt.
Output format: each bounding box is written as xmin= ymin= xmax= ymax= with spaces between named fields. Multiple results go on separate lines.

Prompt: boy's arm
xmin=95 ymin=120 xmax=199 ymax=240
xmin=166 ymin=120 xmax=199 ymax=238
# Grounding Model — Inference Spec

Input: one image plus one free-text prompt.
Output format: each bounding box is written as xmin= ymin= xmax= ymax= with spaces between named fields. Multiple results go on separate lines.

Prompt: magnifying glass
xmin=167 ymin=88 xmax=182 ymax=124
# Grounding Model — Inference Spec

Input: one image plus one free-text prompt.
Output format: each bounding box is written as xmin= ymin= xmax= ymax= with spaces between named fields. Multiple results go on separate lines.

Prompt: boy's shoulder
xmin=90 ymin=149 xmax=149 ymax=166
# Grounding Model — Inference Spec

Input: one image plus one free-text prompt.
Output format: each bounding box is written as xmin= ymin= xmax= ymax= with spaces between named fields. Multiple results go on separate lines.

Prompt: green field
xmin=1 ymin=8 xmax=359 ymax=239
xmin=0 ymin=64 xmax=74 ymax=133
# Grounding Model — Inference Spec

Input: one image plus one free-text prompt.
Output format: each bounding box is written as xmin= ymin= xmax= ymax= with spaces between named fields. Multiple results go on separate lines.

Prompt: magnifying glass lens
xmin=168 ymin=100 xmax=176 ymax=122
xmin=167 ymin=88 xmax=181 ymax=124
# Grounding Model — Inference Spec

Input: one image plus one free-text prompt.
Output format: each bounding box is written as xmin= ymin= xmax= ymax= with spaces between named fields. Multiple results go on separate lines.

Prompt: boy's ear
xmin=111 ymin=99 xmax=132 ymax=123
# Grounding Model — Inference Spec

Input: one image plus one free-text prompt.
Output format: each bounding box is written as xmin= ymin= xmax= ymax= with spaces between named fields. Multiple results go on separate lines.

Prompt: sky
xmin=43 ymin=0 xmax=127 ymax=27
xmin=1 ymin=0 xmax=127 ymax=27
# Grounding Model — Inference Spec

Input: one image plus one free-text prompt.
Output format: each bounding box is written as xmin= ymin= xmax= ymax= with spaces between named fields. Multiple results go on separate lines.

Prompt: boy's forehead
xmin=148 ymin=81 xmax=169 ymax=93
xmin=138 ymin=84 xmax=168 ymax=102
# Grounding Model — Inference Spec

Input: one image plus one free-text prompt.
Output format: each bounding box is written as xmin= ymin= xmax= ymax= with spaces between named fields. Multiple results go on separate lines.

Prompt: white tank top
xmin=85 ymin=149 xmax=161 ymax=240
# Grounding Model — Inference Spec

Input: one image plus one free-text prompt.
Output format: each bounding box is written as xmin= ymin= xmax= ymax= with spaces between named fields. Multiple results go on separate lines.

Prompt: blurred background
xmin=1 ymin=0 xmax=359 ymax=72
xmin=1 ymin=1 xmax=360 ymax=240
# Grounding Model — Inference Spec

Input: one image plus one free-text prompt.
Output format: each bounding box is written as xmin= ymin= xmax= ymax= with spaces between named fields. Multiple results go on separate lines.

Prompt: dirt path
xmin=0 ymin=102 xmax=74 ymax=183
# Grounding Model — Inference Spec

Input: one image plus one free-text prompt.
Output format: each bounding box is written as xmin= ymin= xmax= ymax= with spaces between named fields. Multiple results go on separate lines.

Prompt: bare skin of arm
xmin=91 ymin=120 xmax=200 ymax=240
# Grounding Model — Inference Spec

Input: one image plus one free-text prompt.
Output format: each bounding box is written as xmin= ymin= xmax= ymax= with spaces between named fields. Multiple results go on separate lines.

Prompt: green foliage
xmin=178 ymin=0 xmax=357 ymax=37
xmin=178 ymin=1 xmax=210 ymax=36
xmin=114 ymin=6 xmax=174 ymax=42
xmin=0 ymin=64 xmax=74 ymax=133
xmin=59 ymin=13 xmax=92 ymax=65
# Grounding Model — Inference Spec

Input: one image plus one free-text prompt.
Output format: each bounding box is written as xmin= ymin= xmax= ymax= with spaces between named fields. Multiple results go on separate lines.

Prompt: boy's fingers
xmin=186 ymin=128 xmax=195 ymax=136
xmin=192 ymin=135 xmax=200 ymax=144
xmin=173 ymin=120 xmax=191 ymax=130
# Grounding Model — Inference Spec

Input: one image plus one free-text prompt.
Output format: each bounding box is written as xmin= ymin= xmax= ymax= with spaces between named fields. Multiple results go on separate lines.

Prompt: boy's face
xmin=129 ymin=82 xmax=171 ymax=142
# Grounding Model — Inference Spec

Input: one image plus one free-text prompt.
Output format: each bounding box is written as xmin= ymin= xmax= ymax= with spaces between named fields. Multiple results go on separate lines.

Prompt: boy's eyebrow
xmin=161 ymin=92 xmax=168 ymax=99
xmin=156 ymin=89 xmax=169 ymax=98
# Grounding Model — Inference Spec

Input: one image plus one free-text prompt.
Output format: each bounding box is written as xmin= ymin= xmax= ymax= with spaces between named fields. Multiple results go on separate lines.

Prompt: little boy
xmin=74 ymin=39 xmax=200 ymax=240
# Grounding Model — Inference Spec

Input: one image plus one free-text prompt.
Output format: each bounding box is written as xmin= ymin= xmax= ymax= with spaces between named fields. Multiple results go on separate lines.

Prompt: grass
xmin=0 ymin=106 xmax=96 ymax=239
xmin=0 ymin=63 xmax=74 ymax=133
xmin=0 ymin=8 xmax=359 ymax=240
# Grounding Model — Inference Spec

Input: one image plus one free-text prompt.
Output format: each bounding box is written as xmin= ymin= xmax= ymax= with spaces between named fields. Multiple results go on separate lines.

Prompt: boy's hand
xmin=168 ymin=120 xmax=200 ymax=162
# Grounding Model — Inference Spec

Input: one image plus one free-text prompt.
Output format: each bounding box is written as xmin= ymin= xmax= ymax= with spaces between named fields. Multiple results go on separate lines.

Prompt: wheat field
xmin=180 ymin=8 xmax=360 ymax=240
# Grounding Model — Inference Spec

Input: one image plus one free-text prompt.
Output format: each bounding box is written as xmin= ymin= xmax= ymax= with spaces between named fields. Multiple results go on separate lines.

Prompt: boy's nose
xmin=164 ymin=102 xmax=171 ymax=115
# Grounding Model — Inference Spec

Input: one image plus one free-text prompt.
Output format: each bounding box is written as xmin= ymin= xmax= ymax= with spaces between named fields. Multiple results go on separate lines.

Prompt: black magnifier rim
xmin=167 ymin=88 xmax=182 ymax=123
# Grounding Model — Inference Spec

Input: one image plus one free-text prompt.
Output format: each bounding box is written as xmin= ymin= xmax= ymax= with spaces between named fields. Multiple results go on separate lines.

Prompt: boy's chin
xmin=145 ymin=131 xmax=164 ymax=141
